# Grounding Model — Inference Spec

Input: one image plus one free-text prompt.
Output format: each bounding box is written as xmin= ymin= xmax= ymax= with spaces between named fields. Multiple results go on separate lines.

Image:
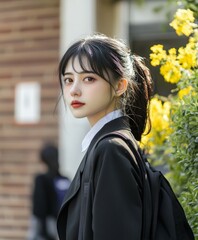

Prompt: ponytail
xmin=125 ymin=55 xmax=153 ymax=141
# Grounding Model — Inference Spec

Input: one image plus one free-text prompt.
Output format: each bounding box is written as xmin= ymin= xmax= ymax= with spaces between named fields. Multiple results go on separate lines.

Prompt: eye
xmin=84 ymin=77 xmax=96 ymax=83
xmin=63 ymin=78 xmax=73 ymax=85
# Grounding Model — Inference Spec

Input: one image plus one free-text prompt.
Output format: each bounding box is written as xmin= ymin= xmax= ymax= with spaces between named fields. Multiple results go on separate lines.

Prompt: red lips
xmin=71 ymin=100 xmax=85 ymax=108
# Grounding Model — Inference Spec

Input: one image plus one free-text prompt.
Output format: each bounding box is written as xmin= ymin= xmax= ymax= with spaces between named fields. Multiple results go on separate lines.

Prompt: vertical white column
xmin=114 ymin=1 xmax=130 ymax=43
xmin=59 ymin=0 xmax=96 ymax=179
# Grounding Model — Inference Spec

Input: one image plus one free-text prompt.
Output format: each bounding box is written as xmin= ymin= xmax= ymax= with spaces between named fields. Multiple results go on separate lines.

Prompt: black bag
xmin=96 ymin=132 xmax=195 ymax=240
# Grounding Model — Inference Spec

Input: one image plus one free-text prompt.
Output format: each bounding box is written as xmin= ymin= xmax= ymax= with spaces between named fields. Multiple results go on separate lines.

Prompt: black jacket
xmin=57 ymin=116 xmax=143 ymax=240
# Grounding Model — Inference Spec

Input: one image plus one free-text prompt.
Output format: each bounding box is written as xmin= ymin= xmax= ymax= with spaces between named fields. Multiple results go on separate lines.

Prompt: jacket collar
xmin=87 ymin=116 xmax=130 ymax=151
xmin=82 ymin=110 xmax=123 ymax=152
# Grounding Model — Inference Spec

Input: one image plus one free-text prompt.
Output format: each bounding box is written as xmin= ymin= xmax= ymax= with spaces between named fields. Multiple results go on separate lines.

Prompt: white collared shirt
xmin=81 ymin=110 xmax=123 ymax=152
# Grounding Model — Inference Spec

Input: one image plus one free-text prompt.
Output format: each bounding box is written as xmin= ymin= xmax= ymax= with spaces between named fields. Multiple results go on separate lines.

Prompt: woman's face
xmin=62 ymin=57 xmax=117 ymax=126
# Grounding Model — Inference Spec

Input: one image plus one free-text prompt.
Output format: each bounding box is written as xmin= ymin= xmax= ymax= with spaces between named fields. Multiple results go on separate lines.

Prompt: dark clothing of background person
xmin=33 ymin=172 xmax=70 ymax=239
xmin=28 ymin=143 xmax=70 ymax=240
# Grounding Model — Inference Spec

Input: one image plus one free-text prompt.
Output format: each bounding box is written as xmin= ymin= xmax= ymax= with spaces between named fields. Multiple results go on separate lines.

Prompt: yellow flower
xmin=160 ymin=61 xmax=181 ymax=83
xmin=168 ymin=48 xmax=177 ymax=59
xmin=150 ymin=44 xmax=164 ymax=52
xmin=177 ymin=39 xmax=197 ymax=69
xmin=141 ymin=97 xmax=172 ymax=152
xmin=178 ymin=86 xmax=192 ymax=99
xmin=178 ymin=47 xmax=197 ymax=69
xmin=150 ymin=98 xmax=171 ymax=132
xmin=150 ymin=45 xmax=167 ymax=66
xmin=170 ymin=9 xmax=195 ymax=36
xmin=163 ymin=101 xmax=171 ymax=125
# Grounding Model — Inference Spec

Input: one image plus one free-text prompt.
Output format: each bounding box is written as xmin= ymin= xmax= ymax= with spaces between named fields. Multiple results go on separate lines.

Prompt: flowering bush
xmin=141 ymin=96 xmax=172 ymax=165
xmin=143 ymin=8 xmax=198 ymax=236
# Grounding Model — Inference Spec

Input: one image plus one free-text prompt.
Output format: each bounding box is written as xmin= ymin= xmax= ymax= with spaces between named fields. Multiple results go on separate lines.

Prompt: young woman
xmin=56 ymin=33 xmax=196 ymax=240
xmin=56 ymin=34 xmax=153 ymax=240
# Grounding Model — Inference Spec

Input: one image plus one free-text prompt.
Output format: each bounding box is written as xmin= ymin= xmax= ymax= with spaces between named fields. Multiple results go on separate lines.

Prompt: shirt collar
xmin=81 ymin=110 xmax=123 ymax=152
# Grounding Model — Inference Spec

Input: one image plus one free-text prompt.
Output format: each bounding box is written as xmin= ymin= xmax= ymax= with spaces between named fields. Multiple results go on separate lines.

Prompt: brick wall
xmin=0 ymin=0 xmax=60 ymax=239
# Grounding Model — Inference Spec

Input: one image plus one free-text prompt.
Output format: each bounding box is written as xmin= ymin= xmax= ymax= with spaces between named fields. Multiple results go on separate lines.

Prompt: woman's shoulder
xmin=99 ymin=135 xmax=126 ymax=148
xmin=90 ymin=131 xmax=141 ymax=184
xmin=93 ymin=130 xmax=136 ymax=160
xmin=96 ymin=130 xmax=135 ymax=148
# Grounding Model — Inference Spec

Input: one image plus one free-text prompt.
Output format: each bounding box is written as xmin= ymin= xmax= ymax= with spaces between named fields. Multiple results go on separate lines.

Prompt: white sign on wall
xmin=15 ymin=82 xmax=41 ymax=124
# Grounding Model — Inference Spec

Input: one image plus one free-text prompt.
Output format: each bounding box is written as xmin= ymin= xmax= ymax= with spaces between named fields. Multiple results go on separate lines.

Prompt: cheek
xmin=89 ymin=85 xmax=112 ymax=104
xmin=94 ymin=81 xmax=112 ymax=95
xmin=63 ymin=87 xmax=71 ymax=103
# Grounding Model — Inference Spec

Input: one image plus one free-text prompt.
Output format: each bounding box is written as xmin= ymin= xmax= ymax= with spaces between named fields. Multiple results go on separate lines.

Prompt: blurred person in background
xmin=28 ymin=143 xmax=71 ymax=240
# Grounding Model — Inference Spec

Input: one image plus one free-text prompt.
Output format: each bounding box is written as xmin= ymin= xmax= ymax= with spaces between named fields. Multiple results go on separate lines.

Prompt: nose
xmin=70 ymin=80 xmax=81 ymax=97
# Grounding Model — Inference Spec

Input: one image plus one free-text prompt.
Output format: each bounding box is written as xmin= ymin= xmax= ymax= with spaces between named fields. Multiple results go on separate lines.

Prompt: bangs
xmin=59 ymin=40 xmax=122 ymax=83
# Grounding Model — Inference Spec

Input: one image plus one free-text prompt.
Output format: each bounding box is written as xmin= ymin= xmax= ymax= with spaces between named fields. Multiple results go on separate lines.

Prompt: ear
xmin=115 ymin=78 xmax=128 ymax=97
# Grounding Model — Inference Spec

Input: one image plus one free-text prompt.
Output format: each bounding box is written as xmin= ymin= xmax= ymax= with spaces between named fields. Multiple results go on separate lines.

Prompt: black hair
xmin=40 ymin=143 xmax=59 ymax=174
xmin=58 ymin=34 xmax=153 ymax=141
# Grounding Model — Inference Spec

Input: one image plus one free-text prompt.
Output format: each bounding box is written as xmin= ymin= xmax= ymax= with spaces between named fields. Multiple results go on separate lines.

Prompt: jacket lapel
xmin=59 ymin=152 xmax=87 ymax=211
xmin=57 ymin=152 xmax=88 ymax=240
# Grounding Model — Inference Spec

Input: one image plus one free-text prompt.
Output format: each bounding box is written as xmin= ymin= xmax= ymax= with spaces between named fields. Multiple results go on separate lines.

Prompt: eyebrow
xmin=63 ymin=70 xmax=95 ymax=76
xmin=63 ymin=72 xmax=73 ymax=76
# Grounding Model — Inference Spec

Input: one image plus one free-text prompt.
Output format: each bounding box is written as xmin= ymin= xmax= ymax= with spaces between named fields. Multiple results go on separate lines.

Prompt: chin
xmin=75 ymin=116 xmax=85 ymax=119
xmin=69 ymin=109 xmax=85 ymax=119
xmin=72 ymin=113 xmax=86 ymax=119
